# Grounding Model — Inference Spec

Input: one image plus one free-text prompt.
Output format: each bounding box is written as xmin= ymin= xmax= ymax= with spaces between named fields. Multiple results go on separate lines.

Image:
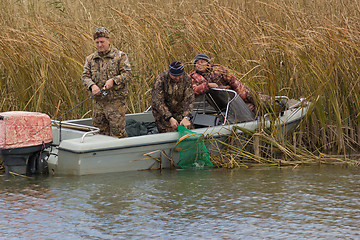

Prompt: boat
xmin=0 ymin=88 xmax=311 ymax=176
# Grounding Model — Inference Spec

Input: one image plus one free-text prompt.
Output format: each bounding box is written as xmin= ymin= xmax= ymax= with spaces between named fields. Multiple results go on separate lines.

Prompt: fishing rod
xmin=55 ymin=87 xmax=107 ymax=122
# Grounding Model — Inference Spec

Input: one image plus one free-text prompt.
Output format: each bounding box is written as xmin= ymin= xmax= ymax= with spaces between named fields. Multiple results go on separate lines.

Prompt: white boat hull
xmin=48 ymin=100 xmax=310 ymax=175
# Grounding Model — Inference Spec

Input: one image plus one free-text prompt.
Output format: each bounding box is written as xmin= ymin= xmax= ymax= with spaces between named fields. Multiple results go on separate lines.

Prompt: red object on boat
xmin=0 ymin=111 xmax=53 ymax=149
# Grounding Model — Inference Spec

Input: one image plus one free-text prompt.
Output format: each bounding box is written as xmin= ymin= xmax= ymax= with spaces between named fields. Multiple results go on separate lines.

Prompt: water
xmin=0 ymin=166 xmax=359 ymax=240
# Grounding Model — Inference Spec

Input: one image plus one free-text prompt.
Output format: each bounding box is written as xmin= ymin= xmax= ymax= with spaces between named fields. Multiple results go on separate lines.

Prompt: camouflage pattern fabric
xmin=93 ymin=27 xmax=109 ymax=40
xmin=81 ymin=46 xmax=131 ymax=138
xmin=151 ymin=71 xmax=194 ymax=133
xmin=190 ymin=64 xmax=271 ymax=114
xmin=93 ymin=100 xmax=127 ymax=138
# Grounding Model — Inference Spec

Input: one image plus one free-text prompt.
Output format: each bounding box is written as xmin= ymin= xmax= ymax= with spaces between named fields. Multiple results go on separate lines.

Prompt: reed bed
xmin=1 ymin=0 xmax=360 ymax=164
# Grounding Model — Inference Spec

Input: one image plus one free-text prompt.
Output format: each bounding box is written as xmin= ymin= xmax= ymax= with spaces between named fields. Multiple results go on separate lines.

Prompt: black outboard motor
xmin=0 ymin=111 xmax=53 ymax=176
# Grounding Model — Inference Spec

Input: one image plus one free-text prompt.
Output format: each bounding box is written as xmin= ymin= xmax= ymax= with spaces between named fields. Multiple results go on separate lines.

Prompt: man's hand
xmin=104 ymin=78 xmax=114 ymax=90
xmin=169 ymin=117 xmax=179 ymax=130
xmin=180 ymin=117 xmax=191 ymax=129
xmin=91 ymin=84 xmax=101 ymax=95
xmin=208 ymin=83 xmax=219 ymax=88
xmin=218 ymin=85 xmax=231 ymax=89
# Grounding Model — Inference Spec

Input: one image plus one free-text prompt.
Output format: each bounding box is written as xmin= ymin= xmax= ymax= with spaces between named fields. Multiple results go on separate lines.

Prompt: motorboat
xmin=0 ymin=88 xmax=311 ymax=176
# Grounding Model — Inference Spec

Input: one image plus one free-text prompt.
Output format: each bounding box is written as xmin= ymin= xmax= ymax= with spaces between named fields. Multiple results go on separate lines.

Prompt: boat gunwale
xmin=55 ymin=116 xmax=304 ymax=154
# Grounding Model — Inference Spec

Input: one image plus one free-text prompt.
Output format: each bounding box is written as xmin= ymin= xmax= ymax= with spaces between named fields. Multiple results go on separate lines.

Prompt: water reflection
xmin=0 ymin=166 xmax=359 ymax=239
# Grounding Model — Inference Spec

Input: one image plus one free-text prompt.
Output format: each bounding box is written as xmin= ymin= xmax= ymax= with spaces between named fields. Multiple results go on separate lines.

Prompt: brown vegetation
xmin=1 ymin=0 xmax=360 ymax=164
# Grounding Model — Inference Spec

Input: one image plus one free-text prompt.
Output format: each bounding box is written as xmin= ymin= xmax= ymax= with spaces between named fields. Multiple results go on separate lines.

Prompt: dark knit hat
xmin=93 ymin=27 xmax=110 ymax=40
xmin=193 ymin=54 xmax=211 ymax=64
xmin=169 ymin=61 xmax=184 ymax=76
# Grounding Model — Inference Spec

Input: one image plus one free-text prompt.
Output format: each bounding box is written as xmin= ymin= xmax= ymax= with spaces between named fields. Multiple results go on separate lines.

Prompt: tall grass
xmin=1 ymin=0 xmax=360 ymax=158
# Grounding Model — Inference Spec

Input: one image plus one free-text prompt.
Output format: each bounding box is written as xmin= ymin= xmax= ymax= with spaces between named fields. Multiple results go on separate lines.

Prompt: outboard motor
xmin=0 ymin=111 xmax=53 ymax=176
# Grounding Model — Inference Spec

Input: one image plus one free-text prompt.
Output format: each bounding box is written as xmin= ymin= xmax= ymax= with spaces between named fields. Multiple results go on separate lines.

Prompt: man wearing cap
xmin=190 ymin=53 xmax=271 ymax=113
xmin=151 ymin=61 xmax=194 ymax=133
xmin=82 ymin=27 xmax=132 ymax=138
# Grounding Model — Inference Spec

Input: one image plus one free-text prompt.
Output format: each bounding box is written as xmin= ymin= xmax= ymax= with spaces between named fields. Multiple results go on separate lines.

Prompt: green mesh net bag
xmin=174 ymin=125 xmax=212 ymax=169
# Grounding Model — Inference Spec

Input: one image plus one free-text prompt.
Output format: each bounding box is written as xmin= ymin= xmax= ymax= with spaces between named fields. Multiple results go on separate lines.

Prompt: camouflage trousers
xmin=92 ymin=100 xmax=127 ymax=138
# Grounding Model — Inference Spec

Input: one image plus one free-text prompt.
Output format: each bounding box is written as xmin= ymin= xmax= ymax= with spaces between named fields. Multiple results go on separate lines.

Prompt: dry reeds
xmin=1 ymin=0 xmax=360 ymax=159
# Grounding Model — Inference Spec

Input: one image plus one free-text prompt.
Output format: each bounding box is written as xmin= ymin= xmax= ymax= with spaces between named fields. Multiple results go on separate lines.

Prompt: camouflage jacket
xmin=190 ymin=64 xmax=254 ymax=104
xmin=81 ymin=46 xmax=132 ymax=101
xmin=151 ymin=71 xmax=194 ymax=122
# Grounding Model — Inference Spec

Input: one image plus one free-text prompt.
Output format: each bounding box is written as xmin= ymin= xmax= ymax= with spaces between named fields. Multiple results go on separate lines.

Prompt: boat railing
xmin=193 ymin=88 xmax=256 ymax=127
xmin=80 ymin=129 xmax=100 ymax=143
xmin=205 ymin=88 xmax=238 ymax=124
xmin=263 ymin=97 xmax=308 ymax=121
xmin=289 ymin=97 xmax=307 ymax=110
xmin=144 ymin=106 xmax=152 ymax=112
xmin=275 ymin=96 xmax=289 ymax=102
xmin=52 ymin=120 xmax=100 ymax=143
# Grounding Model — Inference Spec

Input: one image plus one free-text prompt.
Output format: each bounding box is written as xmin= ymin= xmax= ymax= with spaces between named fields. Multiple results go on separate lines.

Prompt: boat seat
xmin=193 ymin=113 xmax=222 ymax=128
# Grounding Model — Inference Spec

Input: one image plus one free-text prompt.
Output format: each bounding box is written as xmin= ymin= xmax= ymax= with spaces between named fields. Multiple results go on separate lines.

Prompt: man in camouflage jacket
xmin=191 ymin=54 xmax=271 ymax=114
xmin=82 ymin=27 xmax=132 ymax=138
xmin=151 ymin=61 xmax=194 ymax=133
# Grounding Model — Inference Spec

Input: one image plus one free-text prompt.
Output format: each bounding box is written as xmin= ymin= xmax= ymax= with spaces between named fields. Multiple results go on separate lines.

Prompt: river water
xmin=0 ymin=165 xmax=359 ymax=239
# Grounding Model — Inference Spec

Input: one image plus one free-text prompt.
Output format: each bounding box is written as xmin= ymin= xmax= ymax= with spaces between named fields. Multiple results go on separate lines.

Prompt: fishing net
xmin=174 ymin=125 xmax=212 ymax=169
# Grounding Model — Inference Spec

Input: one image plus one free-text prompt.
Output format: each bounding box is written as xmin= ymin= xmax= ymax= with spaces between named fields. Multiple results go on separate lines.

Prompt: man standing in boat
xmin=190 ymin=53 xmax=271 ymax=114
xmin=151 ymin=61 xmax=194 ymax=133
xmin=82 ymin=27 xmax=132 ymax=138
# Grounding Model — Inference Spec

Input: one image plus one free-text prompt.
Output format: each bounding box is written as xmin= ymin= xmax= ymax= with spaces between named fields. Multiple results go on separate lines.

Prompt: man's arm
xmin=81 ymin=56 xmax=96 ymax=91
xmin=113 ymin=52 xmax=132 ymax=88
xmin=182 ymin=75 xmax=195 ymax=119
xmin=191 ymin=72 xmax=209 ymax=96
xmin=180 ymin=76 xmax=195 ymax=129
xmin=151 ymin=74 xmax=172 ymax=121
